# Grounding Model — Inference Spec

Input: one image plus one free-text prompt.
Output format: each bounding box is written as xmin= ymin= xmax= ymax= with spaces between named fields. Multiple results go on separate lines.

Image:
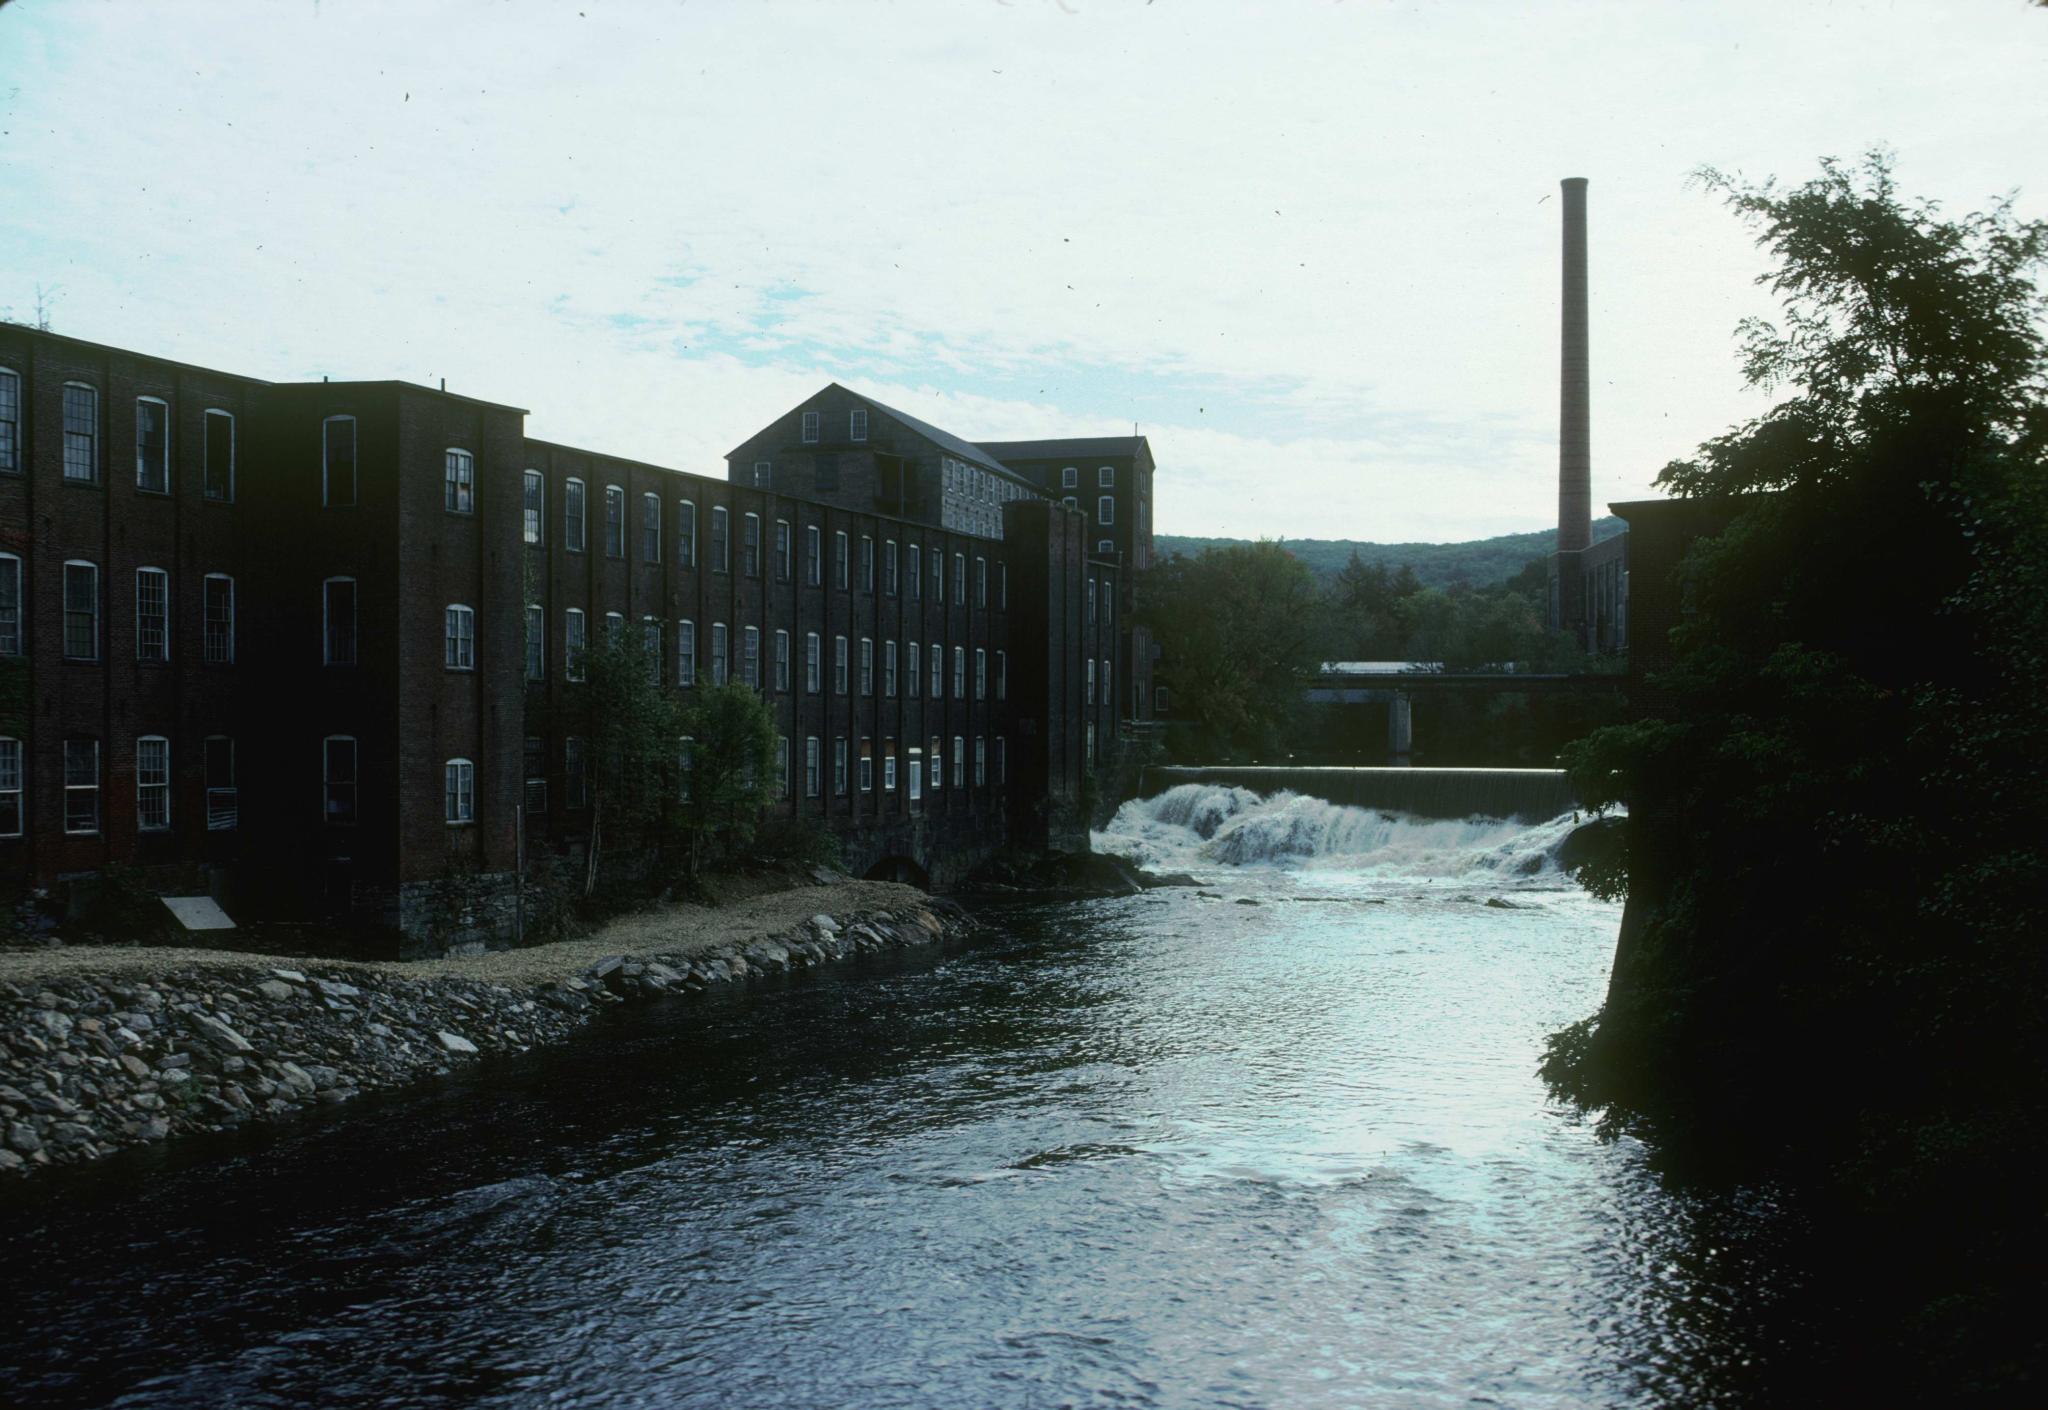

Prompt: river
xmin=0 ymin=786 xmax=1829 ymax=1408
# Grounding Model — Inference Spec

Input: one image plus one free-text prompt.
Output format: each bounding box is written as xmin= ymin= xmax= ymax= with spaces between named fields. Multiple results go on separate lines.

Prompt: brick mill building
xmin=0 ymin=326 xmax=1139 ymax=952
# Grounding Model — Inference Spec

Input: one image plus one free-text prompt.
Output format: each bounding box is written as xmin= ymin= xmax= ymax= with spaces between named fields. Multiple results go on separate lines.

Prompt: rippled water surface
xmin=0 ymin=791 xmax=1821 ymax=1408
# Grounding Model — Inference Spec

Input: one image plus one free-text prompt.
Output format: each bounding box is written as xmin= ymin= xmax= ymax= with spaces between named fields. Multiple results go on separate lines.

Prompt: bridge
xmin=1304 ymin=664 xmax=1625 ymax=765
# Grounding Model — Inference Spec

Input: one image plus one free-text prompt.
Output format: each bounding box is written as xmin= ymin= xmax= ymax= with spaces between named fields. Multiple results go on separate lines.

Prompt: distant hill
xmin=1153 ymin=516 xmax=1627 ymax=590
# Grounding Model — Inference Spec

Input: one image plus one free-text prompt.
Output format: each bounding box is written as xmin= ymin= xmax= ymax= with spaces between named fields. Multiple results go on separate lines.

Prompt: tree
xmin=577 ymin=628 xmax=688 ymax=893
xmin=677 ymin=681 xmax=778 ymax=880
xmin=1545 ymin=152 xmax=2048 ymax=1391
xmin=1138 ymin=542 xmax=1327 ymax=760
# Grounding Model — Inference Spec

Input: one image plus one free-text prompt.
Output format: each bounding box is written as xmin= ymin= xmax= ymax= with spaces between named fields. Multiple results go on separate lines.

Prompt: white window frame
xmin=907 ymin=641 xmax=920 ymax=699
xmin=63 ymin=382 xmax=99 ymax=484
xmin=806 ymin=523 xmax=822 ymax=585
xmin=744 ymin=512 xmax=762 ymax=577
xmin=802 ymin=410 xmax=820 ymax=444
xmin=850 ymin=408 xmax=868 ymax=442
xmin=930 ymin=640 xmax=943 ymax=698
xmin=743 ymin=624 xmax=761 ymax=688
xmin=859 ymin=636 xmax=874 ymax=696
xmin=322 ymin=735 xmax=358 ymax=825
xmin=63 ymin=738 xmax=99 ymax=834
xmin=835 ymin=635 xmax=848 ymax=695
xmin=805 ymin=736 xmax=821 ymax=798
xmin=604 ymin=484 xmax=627 ymax=558
xmin=136 ymin=734 xmax=171 ymax=831
xmin=643 ymin=492 xmax=662 ymax=563
xmin=445 ymin=758 xmax=476 ymax=825
xmin=0 ymin=365 xmax=19 ymax=475
xmin=884 ymin=639 xmax=897 ymax=697
xmin=565 ymin=608 xmax=587 ymax=682
xmin=134 ymin=397 xmax=172 ymax=494
xmin=806 ymin=631 xmax=820 ymax=693
xmin=63 ymin=560 xmax=100 ymax=661
xmin=564 ymin=477 xmax=587 ymax=552
xmin=858 ymin=737 xmax=874 ymax=793
xmin=322 ymin=413 xmax=355 ymax=507
xmin=953 ymin=645 xmax=966 ymax=700
xmin=711 ymin=622 xmax=729 ymax=686
xmin=711 ymin=506 xmax=730 ymax=573
xmin=678 ymin=498 xmax=697 ymax=566
xmin=0 ymin=554 xmax=19 ymax=656
xmin=776 ymin=518 xmax=792 ymax=580
xmin=202 ymin=569 xmax=234 ymax=664
xmin=1099 ymin=495 xmax=1115 ymax=526
xmin=678 ymin=619 xmax=697 ymax=687
xmin=134 ymin=566 xmax=170 ymax=663
xmin=0 ymin=735 xmax=23 ymax=837
xmin=952 ymin=735 xmax=965 ymax=789
xmin=885 ymin=539 xmax=898 ymax=596
xmin=523 ymin=469 xmax=545 ymax=545
xmin=1062 ymin=466 xmax=1078 ymax=489
xmin=445 ymin=604 xmax=476 ymax=671
xmin=1099 ymin=465 xmax=1116 ymax=488
xmin=774 ymin=629 xmax=790 ymax=691
xmin=445 ymin=447 xmax=475 ymax=514
xmin=525 ymin=604 xmax=545 ymax=681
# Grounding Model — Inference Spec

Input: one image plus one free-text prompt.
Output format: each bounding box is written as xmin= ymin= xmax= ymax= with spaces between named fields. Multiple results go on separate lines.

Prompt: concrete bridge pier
xmin=1388 ymin=692 xmax=1413 ymax=767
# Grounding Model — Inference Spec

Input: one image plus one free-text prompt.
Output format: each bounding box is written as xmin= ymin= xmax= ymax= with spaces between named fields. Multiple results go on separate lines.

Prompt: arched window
xmin=322 ymin=414 xmax=356 ymax=506
xmin=0 ymin=365 xmax=20 ymax=474
xmin=204 ymin=409 xmax=235 ymax=501
xmin=0 ymin=552 xmax=23 ymax=656
xmin=203 ymin=574 xmax=235 ymax=664
xmin=677 ymin=619 xmax=696 ymax=687
xmin=444 ymin=758 xmax=475 ymax=824
xmin=135 ymin=567 xmax=169 ymax=663
xmin=135 ymin=397 xmax=171 ymax=493
xmin=445 ymin=449 xmax=475 ymax=514
xmin=323 ymin=736 xmax=358 ymax=825
xmin=63 ymin=382 xmax=99 ymax=483
xmin=136 ymin=735 xmax=171 ymax=830
xmin=642 ymin=493 xmax=661 ymax=563
xmin=564 ymin=478 xmax=587 ymax=551
xmin=63 ymin=738 xmax=99 ymax=833
xmin=445 ymin=604 xmax=475 ymax=670
xmin=565 ymin=608 xmax=587 ymax=681
xmin=323 ymin=577 xmax=357 ymax=665
xmin=523 ymin=470 xmax=545 ymax=545
xmin=0 ymin=735 xmax=23 ymax=836
xmin=678 ymin=499 xmax=697 ymax=566
xmin=63 ymin=560 xmax=99 ymax=661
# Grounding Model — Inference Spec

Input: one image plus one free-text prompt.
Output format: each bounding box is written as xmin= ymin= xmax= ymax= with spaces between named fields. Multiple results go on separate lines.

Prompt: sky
xmin=1 ymin=0 xmax=2042 ymax=543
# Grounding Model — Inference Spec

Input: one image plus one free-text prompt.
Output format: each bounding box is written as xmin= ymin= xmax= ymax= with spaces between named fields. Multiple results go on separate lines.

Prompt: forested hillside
xmin=1154 ymin=515 xmax=1625 ymax=589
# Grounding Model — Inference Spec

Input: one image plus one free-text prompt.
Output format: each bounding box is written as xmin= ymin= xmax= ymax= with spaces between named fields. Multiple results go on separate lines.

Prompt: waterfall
xmin=1097 ymin=782 xmax=1598 ymax=882
xmin=1140 ymin=766 xmax=1574 ymax=823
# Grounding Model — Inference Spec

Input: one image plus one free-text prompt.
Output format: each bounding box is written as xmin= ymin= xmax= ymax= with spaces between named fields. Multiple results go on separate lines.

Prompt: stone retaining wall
xmin=0 ymin=902 xmax=969 ymax=1180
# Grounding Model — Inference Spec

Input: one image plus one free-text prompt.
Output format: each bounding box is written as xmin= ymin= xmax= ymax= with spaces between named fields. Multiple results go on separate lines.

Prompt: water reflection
xmin=0 ymin=824 xmax=1843 ymax=1408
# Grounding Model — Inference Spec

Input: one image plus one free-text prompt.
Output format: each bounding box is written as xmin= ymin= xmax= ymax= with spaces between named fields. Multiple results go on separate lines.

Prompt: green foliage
xmin=1157 ymin=516 xmax=1625 ymax=590
xmin=1137 ymin=541 xmax=1326 ymax=760
xmin=1543 ymin=151 xmax=2048 ymax=1380
xmin=677 ymin=680 xmax=778 ymax=872
xmin=580 ymin=628 xmax=689 ymax=845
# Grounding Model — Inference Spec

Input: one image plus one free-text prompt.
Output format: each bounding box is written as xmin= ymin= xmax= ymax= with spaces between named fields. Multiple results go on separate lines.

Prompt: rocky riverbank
xmin=0 ymin=881 xmax=968 ymax=1181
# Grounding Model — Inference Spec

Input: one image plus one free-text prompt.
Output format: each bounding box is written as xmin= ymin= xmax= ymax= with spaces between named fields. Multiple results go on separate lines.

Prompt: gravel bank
xmin=0 ymin=881 xmax=969 ymax=1182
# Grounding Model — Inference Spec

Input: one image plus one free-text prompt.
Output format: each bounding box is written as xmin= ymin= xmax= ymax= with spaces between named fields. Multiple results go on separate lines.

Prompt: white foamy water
xmin=1094 ymin=782 xmax=1600 ymax=885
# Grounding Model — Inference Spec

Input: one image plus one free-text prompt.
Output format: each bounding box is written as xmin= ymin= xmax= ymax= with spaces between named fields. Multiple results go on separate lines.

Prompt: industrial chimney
xmin=1557 ymin=176 xmax=1592 ymax=555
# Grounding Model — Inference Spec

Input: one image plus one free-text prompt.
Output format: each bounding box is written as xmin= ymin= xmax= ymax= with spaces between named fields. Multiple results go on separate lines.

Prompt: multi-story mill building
xmin=726 ymin=386 xmax=1158 ymax=726
xmin=0 ymin=326 xmax=1130 ymax=952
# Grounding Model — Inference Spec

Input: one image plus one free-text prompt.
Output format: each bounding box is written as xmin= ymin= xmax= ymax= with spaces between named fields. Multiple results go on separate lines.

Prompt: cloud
xmin=1 ymin=0 xmax=2041 ymax=540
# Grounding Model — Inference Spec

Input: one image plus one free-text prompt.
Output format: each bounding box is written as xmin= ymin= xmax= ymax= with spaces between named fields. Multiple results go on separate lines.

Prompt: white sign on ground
xmin=161 ymin=896 xmax=236 ymax=931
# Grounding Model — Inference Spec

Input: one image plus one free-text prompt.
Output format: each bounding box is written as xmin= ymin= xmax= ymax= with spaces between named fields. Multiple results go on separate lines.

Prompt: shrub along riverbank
xmin=0 ymin=880 xmax=969 ymax=1181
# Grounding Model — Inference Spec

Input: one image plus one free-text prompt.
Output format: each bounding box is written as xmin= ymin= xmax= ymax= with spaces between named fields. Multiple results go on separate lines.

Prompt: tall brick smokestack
xmin=1557 ymin=176 xmax=1592 ymax=554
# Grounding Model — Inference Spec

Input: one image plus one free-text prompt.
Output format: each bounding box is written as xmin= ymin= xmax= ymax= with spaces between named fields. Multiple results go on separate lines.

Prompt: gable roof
xmin=978 ymin=435 xmax=1152 ymax=467
xmin=852 ymin=385 xmax=1020 ymax=478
